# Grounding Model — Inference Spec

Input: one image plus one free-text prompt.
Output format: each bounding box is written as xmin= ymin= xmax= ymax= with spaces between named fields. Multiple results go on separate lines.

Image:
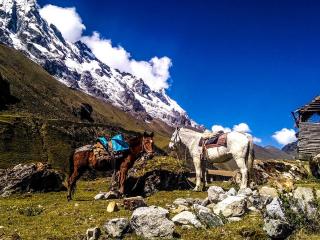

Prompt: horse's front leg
xmin=193 ymin=155 xmax=202 ymax=191
xmin=119 ymin=158 xmax=130 ymax=195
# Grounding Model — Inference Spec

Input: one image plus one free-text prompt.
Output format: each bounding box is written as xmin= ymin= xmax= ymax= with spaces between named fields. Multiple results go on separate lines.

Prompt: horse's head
xmin=142 ymin=131 xmax=155 ymax=158
xmin=169 ymin=127 xmax=181 ymax=149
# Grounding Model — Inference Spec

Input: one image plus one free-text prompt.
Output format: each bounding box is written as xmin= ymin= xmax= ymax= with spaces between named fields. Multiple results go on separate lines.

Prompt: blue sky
xmin=38 ymin=0 xmax=319 ymax=147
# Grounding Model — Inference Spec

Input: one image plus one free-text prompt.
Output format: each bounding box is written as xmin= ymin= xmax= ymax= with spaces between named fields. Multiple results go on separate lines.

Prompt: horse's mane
xmin=126 ymin=135 xmax=142 ymax=146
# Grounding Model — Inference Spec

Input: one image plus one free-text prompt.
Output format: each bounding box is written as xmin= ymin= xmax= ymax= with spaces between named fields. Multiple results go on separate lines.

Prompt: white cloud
xmin=272 ymin=128 xmax=297 ymax=146
xmin=82 ymin=32 xmax=172 ymax=91
xmin=39 ymin=4 xmax=85 ymax=42
xmin=40 ymin=5 xmax=172 ymax=91
xmin=253 ymin=137 xmax=262 ymax=143
xmin=211 ymin=125 xmax=231 ymax=133
xmin=211 ymin=122 xmax=262 ymax=144
xmin=233 ymin=123 xmax=251 ymax=133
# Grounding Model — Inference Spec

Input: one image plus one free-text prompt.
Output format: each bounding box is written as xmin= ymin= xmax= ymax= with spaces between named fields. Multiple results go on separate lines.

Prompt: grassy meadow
xmin=0 ymin=178 xmax=319 ymax=240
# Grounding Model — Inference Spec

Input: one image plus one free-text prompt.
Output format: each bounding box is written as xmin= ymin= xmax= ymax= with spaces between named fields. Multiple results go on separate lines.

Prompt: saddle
xmin=93 ymin=134 xmax=129 ymax=161
xmin=199 ymin=131 xmax=227 ymax=149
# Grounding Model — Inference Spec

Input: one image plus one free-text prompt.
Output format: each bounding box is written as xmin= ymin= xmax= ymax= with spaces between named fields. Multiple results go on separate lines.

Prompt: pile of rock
xmin=252 ymin=159 xmax=308 ymax=187
xmin=263 ymin=186 xmax=320 ymax=239
xmin=87 ymin=185 xmax=263 ymax=239
xmin=87 ymin=185 xmax=320 ymax=239
xmin=0 ymin=162 xmax=66 ymax=197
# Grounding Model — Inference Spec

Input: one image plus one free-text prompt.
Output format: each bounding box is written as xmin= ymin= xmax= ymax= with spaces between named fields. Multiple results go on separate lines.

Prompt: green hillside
xmin=0 ymin=44 xmax=172 ymax=169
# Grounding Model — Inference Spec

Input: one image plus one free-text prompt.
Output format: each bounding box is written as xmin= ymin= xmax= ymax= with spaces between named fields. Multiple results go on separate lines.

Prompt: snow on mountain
xmin=0 ymin=0 xmax=196 ymax=127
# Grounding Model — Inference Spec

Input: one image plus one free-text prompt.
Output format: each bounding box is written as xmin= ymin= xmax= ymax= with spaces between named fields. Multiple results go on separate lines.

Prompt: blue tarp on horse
xmin=97 ymin=134 xmax=129 ymax=152
xmin=111 ymin=134 xmax=129 ymax=152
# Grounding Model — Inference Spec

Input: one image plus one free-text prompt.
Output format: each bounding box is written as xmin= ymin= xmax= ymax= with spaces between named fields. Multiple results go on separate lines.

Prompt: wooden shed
xmin=292 ymin=96 xmax=320 ymax=160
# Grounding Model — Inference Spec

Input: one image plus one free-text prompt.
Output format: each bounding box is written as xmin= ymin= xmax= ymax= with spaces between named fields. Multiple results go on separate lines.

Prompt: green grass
xmin=0 ymin=179 xmax=318 ymax=240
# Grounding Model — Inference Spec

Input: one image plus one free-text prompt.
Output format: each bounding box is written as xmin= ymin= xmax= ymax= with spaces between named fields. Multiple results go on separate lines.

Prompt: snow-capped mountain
xmin=0 ymin=0 xmax=195 ymax=127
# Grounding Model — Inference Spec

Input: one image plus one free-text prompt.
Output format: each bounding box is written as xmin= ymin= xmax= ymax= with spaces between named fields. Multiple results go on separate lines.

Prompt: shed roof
xmin=295 ymin=95 xmax=320 ymax=113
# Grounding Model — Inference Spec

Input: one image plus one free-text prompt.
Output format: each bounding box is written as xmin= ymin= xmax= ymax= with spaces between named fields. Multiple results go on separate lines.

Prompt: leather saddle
xmin=199 ymin=131 xmax=227 ymax=149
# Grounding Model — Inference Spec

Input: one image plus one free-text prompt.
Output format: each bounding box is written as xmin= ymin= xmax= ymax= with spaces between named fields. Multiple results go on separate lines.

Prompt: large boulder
xmin=172 ymin=211 xmax=203 ymax=228
xmin=125 ymin=156 xmax=193 ymax=197
xmin=265 ymin=197 xmax=286 ymax=220
xmin=193 ymin=204 xmax=223 ymax=228
xmin=123 ymin=196 xmax=147 ymax=211
xmin=259 ymin=186 xmax=278 ymax=198
xmin=0 ymin=163 xmax=65 ymax=197
xmin=293 ymin=187 xmax=317 ymax=218
xmin=212 ymin=195 xmax=247 ymax=217
xmin=263 ymin=219 xmax=292 ymax=239
xmin=104 ymin=218 xmax=130 ymax=238
xmin=207 ymin=186 xmax=226 ymax=203
xmin=130 ymin=206 xmax=174 ymax=239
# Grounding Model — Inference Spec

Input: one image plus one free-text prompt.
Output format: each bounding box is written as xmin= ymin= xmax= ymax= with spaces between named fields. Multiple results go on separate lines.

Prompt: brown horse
xmin=67 ymin=132 xmax=154 ymax=201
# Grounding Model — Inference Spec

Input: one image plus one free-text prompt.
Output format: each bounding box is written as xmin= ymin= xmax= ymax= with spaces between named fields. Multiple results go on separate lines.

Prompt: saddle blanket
xmin=199 ymin=131 xmax=227 ymax=149
xmin=75 ymin=145 xmax=93 ymax=153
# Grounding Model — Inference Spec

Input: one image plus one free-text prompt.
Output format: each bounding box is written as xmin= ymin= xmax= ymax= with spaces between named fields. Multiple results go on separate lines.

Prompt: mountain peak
xmin=0 ymin=0 xmax=196 ymax=127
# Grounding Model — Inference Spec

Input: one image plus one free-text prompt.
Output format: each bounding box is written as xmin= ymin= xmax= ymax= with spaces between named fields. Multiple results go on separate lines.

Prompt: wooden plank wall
xmin=298 ymin=122 xmax=320 ymax=160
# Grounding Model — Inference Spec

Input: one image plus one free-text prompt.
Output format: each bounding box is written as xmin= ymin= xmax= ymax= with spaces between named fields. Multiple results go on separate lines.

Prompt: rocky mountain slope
xmin=254 ymin=144 xmax=295 ymax=160
xmin=0 ymin=0 xmax=195 ymax=127
xmin=281 ymin=141 xmax=298 ymax=158
xmin=0 ymin=44 xmax=173 ymax=169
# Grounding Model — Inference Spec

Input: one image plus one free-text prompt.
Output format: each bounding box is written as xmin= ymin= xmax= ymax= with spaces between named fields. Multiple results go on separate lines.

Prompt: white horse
xmin=169 ymin=127 xmax=254 ymax=190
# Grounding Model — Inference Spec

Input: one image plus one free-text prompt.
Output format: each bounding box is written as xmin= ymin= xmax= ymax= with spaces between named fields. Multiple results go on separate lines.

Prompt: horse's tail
xmin=246 ymin=136 xmax=255 ymax=178
xmin=67 ymin=150 xmax=76 ymax=201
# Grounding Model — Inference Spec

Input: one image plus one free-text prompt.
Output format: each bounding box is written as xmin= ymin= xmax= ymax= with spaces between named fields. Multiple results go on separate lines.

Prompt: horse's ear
xmin=143 ymin=131 xmax=147 ymax=137
xmin=150 ymin=132 xmax=154 ymax=137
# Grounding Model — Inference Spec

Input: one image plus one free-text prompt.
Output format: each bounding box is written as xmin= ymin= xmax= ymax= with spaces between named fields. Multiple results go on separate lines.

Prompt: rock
xmin=248 ymin=206 xmax=259 ymax=212
xmin=181 ymin=224 xmax=193 ymax=230
xmin=265 ymin=197 xmax=286 ymax=220
xmin=107 ymin=201 xmax=118 ymax=213
xmin=104 ymin=218 xmax=130 ymax=238
xmin=228 ymin=217 xmax=242 ymax=222
xmin=0 ymin=163 xmax=65 ymax=197
xmin=263 ymin=219 xmax=292 ymax=239
xmin=86 ymin=227 xmax=101 ymax=240
xmin=125 ymin=157 xmax=193 ymax=197
xmin=186 ymin=198 xmax=203 ymax=205
xmin=226 ymin=188 xmax=237 ymax=196
xmin=104 ymin=190 xmax=121 ymax=200
xmin=293 ymin=187 xmax=317 ymax=218
xmin=130 ymin=206 xmax=174 ymax=239
xmin=207 ymin=186 xmax=225 ymax=203
xmin=193 ymin=204 xmax=223 ymax=228
xmin=259 ymin=186 xmax=278 ymax=198
xmin=94 ymin=192 xmax=105 ymax=200
xmin=316 ymin=190 xmax=320 ymax=199
xmin=213 ymin=195 xmax=247 ymax=217
xmin=201 ymin=197 xmax=210 ymax=206
xmin=74 ymin=203 xmax=79 ymax=207
xmin=172 ymin=211 xmax=203 ymax=228
xmin=206 ymin=203 xmax=216 ymax=210
xmin=173 ymin=198 xmax=189 ymax=206
xmin=123 ymin=196 xmax=147 ymax=211
xmin=293 ymin=187 xmax=314 ymax=203
xmin=171 ymin=205 xmax=189 ymax=214
xmin=238 ymin=187 xmax=253 ymax=197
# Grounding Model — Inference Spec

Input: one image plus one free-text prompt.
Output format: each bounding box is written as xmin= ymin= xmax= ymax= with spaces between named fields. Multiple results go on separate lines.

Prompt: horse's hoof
xmin=67 ymin=196 xmax=71 ymax=202
xmin=193 ymin=187 xmax=201 ymax=192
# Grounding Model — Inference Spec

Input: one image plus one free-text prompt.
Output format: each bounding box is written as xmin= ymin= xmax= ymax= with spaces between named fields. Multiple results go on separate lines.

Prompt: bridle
xmin=171 ymin=127 xmax=181 ymax=148
xmin=141 ymin=136 xmax=154 ymax=156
